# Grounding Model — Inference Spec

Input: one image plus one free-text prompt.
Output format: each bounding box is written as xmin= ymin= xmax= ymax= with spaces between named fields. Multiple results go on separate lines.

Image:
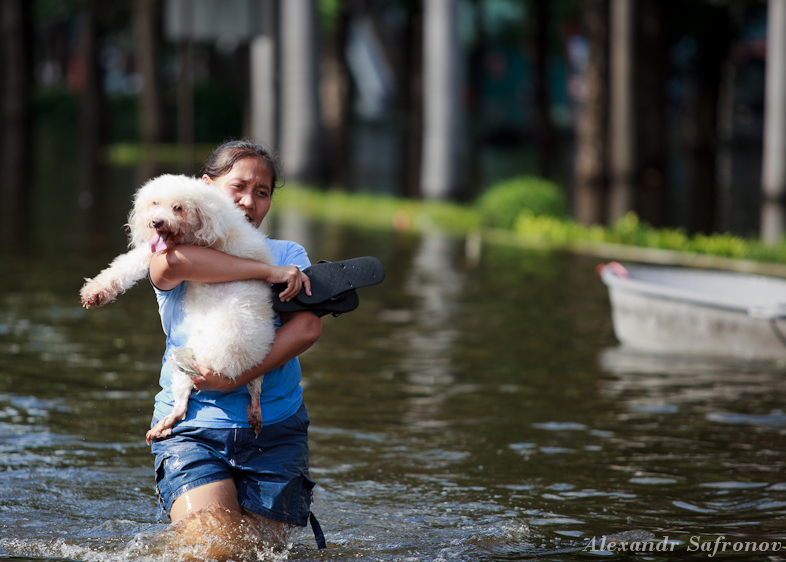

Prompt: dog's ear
xmin=192 ymin=199 xmax=228 ymax=248
xmin=127 ymin=195 xmax=148 ymax=249
xmin=191 ymin=204 xmax=209 ymax=244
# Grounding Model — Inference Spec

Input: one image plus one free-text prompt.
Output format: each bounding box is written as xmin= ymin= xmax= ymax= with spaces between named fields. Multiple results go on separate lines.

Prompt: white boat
xmin=598 ymin=262 xmax=786 ymax=360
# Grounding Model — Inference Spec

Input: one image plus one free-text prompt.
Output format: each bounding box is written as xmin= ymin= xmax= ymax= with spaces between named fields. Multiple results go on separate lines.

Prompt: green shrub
xmin=514 ymin=211 xmax=582 ymax=244
xmin=689 ymin=232 xmax=748 ymax=258
xmin=478 ymin=176 xmax=566 ymax=229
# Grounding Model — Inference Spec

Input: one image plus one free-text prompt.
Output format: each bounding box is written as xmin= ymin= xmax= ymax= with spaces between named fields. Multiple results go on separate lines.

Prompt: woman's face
xmin=202 ymin=157 xmax=273 ymax=228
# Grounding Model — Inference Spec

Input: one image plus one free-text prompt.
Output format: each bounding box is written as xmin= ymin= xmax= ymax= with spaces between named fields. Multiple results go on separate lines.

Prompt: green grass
xmin=272 ymin=184 xmax=786 ymax=269
xmin=272 ymin=186 xmax=481 ymax=234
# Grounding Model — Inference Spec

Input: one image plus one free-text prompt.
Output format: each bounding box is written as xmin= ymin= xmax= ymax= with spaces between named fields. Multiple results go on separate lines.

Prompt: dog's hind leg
xmin=146 ymin=369 xmax=194 ymax=443
xmin=246 ymin=377 xmax=263 ymax=436
xmin=81 ymin=245 xmax=153 ymax=308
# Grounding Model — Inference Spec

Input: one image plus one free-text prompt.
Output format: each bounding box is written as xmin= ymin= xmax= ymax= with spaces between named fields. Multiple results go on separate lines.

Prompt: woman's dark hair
xmin=203 ymin=140 xmax=284 ymax=190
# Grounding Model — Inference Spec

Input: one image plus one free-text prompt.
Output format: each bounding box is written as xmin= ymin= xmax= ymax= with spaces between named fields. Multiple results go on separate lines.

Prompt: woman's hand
xmin=188 ymin=361 xmax=242 ymax=392
xmin=266 ymin=265 xmax=312 ymax=302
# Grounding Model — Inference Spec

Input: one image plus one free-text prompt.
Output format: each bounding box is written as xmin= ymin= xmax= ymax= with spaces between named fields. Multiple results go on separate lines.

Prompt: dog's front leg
xmin=81 ymin=245 xmax=153 ymax=308
xmin=146 ymin=368 xmax=194 ymax=443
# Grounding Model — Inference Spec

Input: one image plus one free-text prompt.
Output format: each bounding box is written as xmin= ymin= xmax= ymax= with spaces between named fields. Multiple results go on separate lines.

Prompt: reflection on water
xmin=2 ymin=215 xmax=786 ymax=561
xmin=398 ymin=232 xmax=465 ymax=427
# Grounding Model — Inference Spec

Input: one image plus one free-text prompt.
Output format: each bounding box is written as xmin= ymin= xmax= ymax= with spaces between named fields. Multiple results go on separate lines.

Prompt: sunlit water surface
xmin=2 ymin=212 xmax=786 ymax=561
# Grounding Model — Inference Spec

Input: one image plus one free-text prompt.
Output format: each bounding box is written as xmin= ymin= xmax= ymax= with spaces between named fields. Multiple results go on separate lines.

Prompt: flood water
xmin=2 ymin=203 xmax=786 ymax=561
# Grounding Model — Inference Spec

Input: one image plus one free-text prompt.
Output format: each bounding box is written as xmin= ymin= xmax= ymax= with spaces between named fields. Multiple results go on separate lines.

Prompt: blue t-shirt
xmin=151 ymin=239 xmax=311 ymax=429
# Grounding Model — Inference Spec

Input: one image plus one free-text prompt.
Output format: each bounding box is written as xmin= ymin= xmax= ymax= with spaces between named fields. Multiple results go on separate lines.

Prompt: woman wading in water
xmin=147 ymin=140 xmax=325 ymax=556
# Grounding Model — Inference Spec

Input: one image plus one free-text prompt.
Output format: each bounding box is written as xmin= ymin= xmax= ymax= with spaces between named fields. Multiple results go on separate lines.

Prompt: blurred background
xmin=5 ymin=4 xmax=786 ymax=558
xmin=0 ymin=0 xmax=782 ymax=251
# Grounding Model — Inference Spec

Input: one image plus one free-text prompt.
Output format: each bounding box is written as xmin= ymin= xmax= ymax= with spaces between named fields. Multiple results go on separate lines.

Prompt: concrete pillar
xmin=573 ymin=0 xmax=609 ymax=226
xmin=279 ymin=0 xmax=321 ymax=182
xmin=607 ymin=0 xmax=636 ymax=222
xmin=420 ymin=0 xmax=461 ymax=199
xmin=762 ymin=0 xmax=786 ymax=244
xmin=249 ymin=0 xmax=277 ymax=148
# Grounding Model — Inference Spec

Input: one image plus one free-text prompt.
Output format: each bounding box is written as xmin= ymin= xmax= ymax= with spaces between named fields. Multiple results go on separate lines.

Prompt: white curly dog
xmin=80 ymin=174 xmax=276 ymax=440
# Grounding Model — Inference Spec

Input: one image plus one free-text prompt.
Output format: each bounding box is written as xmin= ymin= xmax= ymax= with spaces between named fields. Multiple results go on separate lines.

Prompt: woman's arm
xmin=188 ymin=310 xmax=323 ymax=391
xmin=150 ymin=245 xmax=310 ymax=301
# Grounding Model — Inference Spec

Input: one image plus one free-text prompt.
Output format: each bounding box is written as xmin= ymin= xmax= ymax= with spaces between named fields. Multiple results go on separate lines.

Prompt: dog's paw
xmin=247 ymin=405 xmax=263 ymax=436
xmin=146 ymin=418 xmax=176 ymax=444
xmin=145 ymin=426 xmax=172 ymax=444
xmin=80 ymin=279 xmax=118 ymax=308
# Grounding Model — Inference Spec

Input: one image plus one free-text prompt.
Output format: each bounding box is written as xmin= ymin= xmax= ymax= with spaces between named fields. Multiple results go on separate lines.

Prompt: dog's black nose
xmin=150 ymin=219 xmax=164 ymax=229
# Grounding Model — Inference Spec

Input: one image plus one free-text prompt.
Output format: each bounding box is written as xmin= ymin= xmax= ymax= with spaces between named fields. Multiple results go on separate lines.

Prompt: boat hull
xmin=600 ymin=264 xmax=786 ymax=361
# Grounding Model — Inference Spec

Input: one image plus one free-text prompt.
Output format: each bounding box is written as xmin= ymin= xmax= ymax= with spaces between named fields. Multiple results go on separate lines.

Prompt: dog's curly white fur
xmin=80 ymin=174 xmax=276 ymax=441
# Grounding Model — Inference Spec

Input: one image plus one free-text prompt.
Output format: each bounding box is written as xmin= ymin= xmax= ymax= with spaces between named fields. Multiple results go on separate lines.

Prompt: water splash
xmin=1 ymin=507 xmax=294 ymax=562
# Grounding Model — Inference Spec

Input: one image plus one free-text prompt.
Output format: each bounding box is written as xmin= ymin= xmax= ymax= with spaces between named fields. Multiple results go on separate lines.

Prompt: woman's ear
xmin=201 ymin=174 xmax=212 ymax=184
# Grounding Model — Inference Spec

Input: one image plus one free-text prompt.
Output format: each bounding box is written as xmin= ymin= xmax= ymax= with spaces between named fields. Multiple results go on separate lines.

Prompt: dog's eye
xmin=152 ymin=201 xmax=158 ymax=206
xmin=173 ymin=205 xmax=183 ymax=212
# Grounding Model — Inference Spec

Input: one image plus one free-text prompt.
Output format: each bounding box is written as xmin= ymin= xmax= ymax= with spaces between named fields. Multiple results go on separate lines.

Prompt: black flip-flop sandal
xmin=274 ymin=287 xmax=360 ymax=317
xmin=298 ymin=256 xmax=385 ymax=304
xmin=271 ymin=256 xmax=384 ymax=316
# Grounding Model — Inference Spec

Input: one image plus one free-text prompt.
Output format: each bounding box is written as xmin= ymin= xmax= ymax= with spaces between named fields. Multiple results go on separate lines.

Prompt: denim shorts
xmin=150 ymin=402 xmax=315 ymax=527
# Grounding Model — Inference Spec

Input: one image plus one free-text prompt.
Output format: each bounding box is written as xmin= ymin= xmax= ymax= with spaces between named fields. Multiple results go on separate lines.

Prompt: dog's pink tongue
xmin=149 ymin=233 xmax=167 ymax=253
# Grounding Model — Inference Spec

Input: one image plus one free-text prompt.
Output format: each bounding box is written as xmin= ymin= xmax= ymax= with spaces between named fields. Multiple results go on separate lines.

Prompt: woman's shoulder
xmin=266 ymin=238 xmax=311 ymax=269
xmin=265 ymin=238 xmax=305 ymax=253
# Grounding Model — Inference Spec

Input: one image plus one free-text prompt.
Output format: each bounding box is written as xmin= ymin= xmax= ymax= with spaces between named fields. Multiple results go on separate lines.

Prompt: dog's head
xmin=128 ymin=174 xmax=232 ymax=252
